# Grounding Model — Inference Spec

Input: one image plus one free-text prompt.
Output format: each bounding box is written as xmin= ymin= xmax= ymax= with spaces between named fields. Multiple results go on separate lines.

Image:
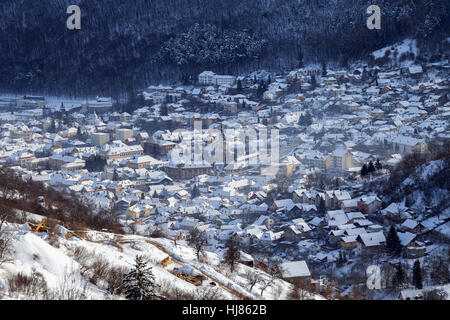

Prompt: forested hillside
xmin=0 ymin=0 xmax=449 ymax=96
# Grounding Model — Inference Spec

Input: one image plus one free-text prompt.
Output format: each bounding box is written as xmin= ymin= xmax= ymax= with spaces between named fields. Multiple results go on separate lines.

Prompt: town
xmin=0 ymin=39 xmax=449 ymax=300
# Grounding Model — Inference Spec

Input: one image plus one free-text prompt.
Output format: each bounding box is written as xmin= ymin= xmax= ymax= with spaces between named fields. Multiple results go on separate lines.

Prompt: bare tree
xmin=288 ymin=278 xmax=311 ymax=300
xmin=188 ymin=228 xmax=208 ymax=260
xmin=224 ymin=234 xmax=241 ymax=273
xmin=0 ymin=232 xmax=12 ymax=265
xmin=0 ymin=204 xmax=16 ymax=230
xmin=259 ymin=258 xmax=282 ymax=297
xmin=245 ymin=269 xmax=261 ymax=293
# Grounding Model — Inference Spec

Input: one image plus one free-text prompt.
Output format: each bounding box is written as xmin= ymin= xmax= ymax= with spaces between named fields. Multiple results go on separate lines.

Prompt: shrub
xmin=7 ymin=270 xmax=49 ymax=299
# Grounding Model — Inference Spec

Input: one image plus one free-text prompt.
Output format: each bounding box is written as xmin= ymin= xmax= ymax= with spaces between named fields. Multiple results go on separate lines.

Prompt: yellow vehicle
xmin=28 ymin=219 xmax=48 ymax=233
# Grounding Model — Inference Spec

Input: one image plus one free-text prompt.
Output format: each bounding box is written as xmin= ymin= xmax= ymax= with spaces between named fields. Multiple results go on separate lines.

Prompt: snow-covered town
xmin=0 ymin=38 xmax=449 ymax=301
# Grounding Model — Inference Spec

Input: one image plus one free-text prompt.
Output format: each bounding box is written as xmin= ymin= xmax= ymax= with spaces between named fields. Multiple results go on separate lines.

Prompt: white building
xmin=198 ymin=71 xmax=236 ymax=86
xmin=91 ymin=132 xmax=110 ymax=147
xmin=115 ymin=128 xmax=133 ymax=142
xmin=199 ymin=71 xmax=216 ymax=85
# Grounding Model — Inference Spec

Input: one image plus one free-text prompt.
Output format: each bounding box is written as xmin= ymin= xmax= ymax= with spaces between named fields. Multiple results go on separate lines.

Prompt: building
xmin=199 ymin=71 xmax=216 ymax=85
xmin=329 ymin=148 xmax=353 ymax=173
xmin=357 ymin=196 xmax=382 ymax=215
xmin=100 ymin=141 xmax=143 ymax=160
xmin=144 ymin=139 xmax=177 ymax=156
xmin=280 ymin=260 xmax=311 ymax=283
xmin=126 ymin=155 xmax=161 ymax=169
xmin=91 ymin=132 xmax=110 ymax=147
xmin=115 ymin=128 xmax=134 ymax=142
xmin=16 ymin=96 xmax=46 ymax=108
xmin=164 ymin=162 xmax=213 ymax=180
xmin=392 ymin=135 xmax=428 ymax=155
xmin=198 ymin=71 xmax=236 ymax=86
xmin=83 ymin=97 xmax=114 ymax=113
xmin=214 ymin=75 xmax=236 ymax=86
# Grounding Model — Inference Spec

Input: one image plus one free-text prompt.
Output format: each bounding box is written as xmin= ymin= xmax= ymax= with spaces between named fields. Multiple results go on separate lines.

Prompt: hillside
xmin=0 ymin=211 xmax=326 ymax=300
xmin=1 ymin=0 xmax=449 ymax=96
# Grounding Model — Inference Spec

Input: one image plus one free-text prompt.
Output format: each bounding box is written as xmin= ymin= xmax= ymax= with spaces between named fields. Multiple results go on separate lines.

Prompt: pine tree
xmin=318 ymin=198 xmax=326 ymax=215
xmin=392 ymin=263 xmax=406 ymax=289
xmin=237 ymin=79 xmax=243 ymax=92
xmin=112 ymin=169 xmax=119 ymax=181
xmin=310 ymin=74 xmax=317 ymax=89
xmin=375 ymin=159 xmax=382 ymax=170
xmin=321 ymin=61 xmax=327 ymax=77
xmin=160 ymin=104 xmax=168 ymax=116
xmin=298 ymin=47 xmax=304 ymax=68
xmin=368 ymin=161 xmax=376 ymax=174
xmin=122 ymin=255 xmax=165 ymax=300
xmin=48 ymin=119 xmax=56 ymax=133
xmin=191 ymin=184 xmax=200 ymax=199
xmin=412 ymin=260 xmax=423 ymax=289
xmin=360 ymin=164 xmax=368 ymax=176
xmin=386 ymin=225 xmax=402 ymax=257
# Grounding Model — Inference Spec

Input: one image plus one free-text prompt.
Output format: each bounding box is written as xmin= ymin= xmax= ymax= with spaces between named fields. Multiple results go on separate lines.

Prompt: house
xmin=260 ymin=231 xmax=283 ymax=245
xmin=341 ymin=199 xmax=359 ymax=212
xmin=357 ymin=196 xmax=382 ymax=215
xmin=357 ymin=231 xmax=386 ymax=252
xmin=126 ymin=204 xmax=153 ymax=219
xmin=126 ymin=155 xmax=161 ymax=169
xmin=280 ymin=260 xmax=311 ymax=283
xmin=408 ymin=65 xmax=424 ymax=77
xmin=271 ymin=199 xmax=295 ymax=212
xmin=382 ymin=202 xmax=411 ymax=221
xmin=401 ymin=219 xmax=425 ymax=234
xmin=397 ymin=231 xmax=427 ymax=258
xmin=392 ymin=135 xmax=428 ymax=154
xmin=283 ymin=219 xmax=312 ymax=241
xmin=238 ymin=251 xmax=254 ymax=267
xmin=340 ymin=235 xmax=359 ymax=249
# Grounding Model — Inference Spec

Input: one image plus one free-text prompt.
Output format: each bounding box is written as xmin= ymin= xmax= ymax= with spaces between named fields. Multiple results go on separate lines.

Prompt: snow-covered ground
xmin=0 ymin=214 xmax=325 ymax=300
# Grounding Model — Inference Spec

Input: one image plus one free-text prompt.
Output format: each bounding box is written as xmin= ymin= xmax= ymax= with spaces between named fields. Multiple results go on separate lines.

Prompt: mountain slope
xmin=1 ymin=0 xmax=449 ymax=96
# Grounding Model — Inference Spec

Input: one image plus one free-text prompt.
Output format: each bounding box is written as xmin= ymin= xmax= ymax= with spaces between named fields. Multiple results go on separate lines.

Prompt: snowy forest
xmin=0 ymin=0 xmax=449 ymax=97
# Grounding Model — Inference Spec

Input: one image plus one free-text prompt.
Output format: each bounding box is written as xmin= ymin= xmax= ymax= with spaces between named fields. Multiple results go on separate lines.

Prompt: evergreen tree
xmin=318 ymin=198 xmax=326 ymax=215
xmin=430 ymin=257 xmax=450 ymax=285
xmin=368 ymin=161 xmax=376 ymax=174
xmin=298 ymin=112 xmax=313 ymax=127
xmin=392 ymin=263 xmax=406 ymax=289
xmin=191 ymin=184 xmax=200 ymax=199
xmin=386 ymin=225 xmax=402 ymax=257
xmin=321 ymin=61 xmax=327 ymax=77
xmin=48 ymin=119 xmax=56 ymax=133
xmin=360 ymin=164 xmax=368 ymax=176
xmin=298 ymin=47 xmax=304 ymax=68
xmin=237 ymin=79 xmax=243 ymax=92
xmin=310 ymin=74 xmax=317 ymax=90
xmin=413 ymin=260 xmax=423 ymax=289
xmin=112 ymin=169 xmax=119 ymax=181
xmin=160 ymin=103 xmax=168 ymax=116
xmin=375 ymin=159 xmax=382 ymax=170
xmin=122 ymin=255 xmax=165 ymax=300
